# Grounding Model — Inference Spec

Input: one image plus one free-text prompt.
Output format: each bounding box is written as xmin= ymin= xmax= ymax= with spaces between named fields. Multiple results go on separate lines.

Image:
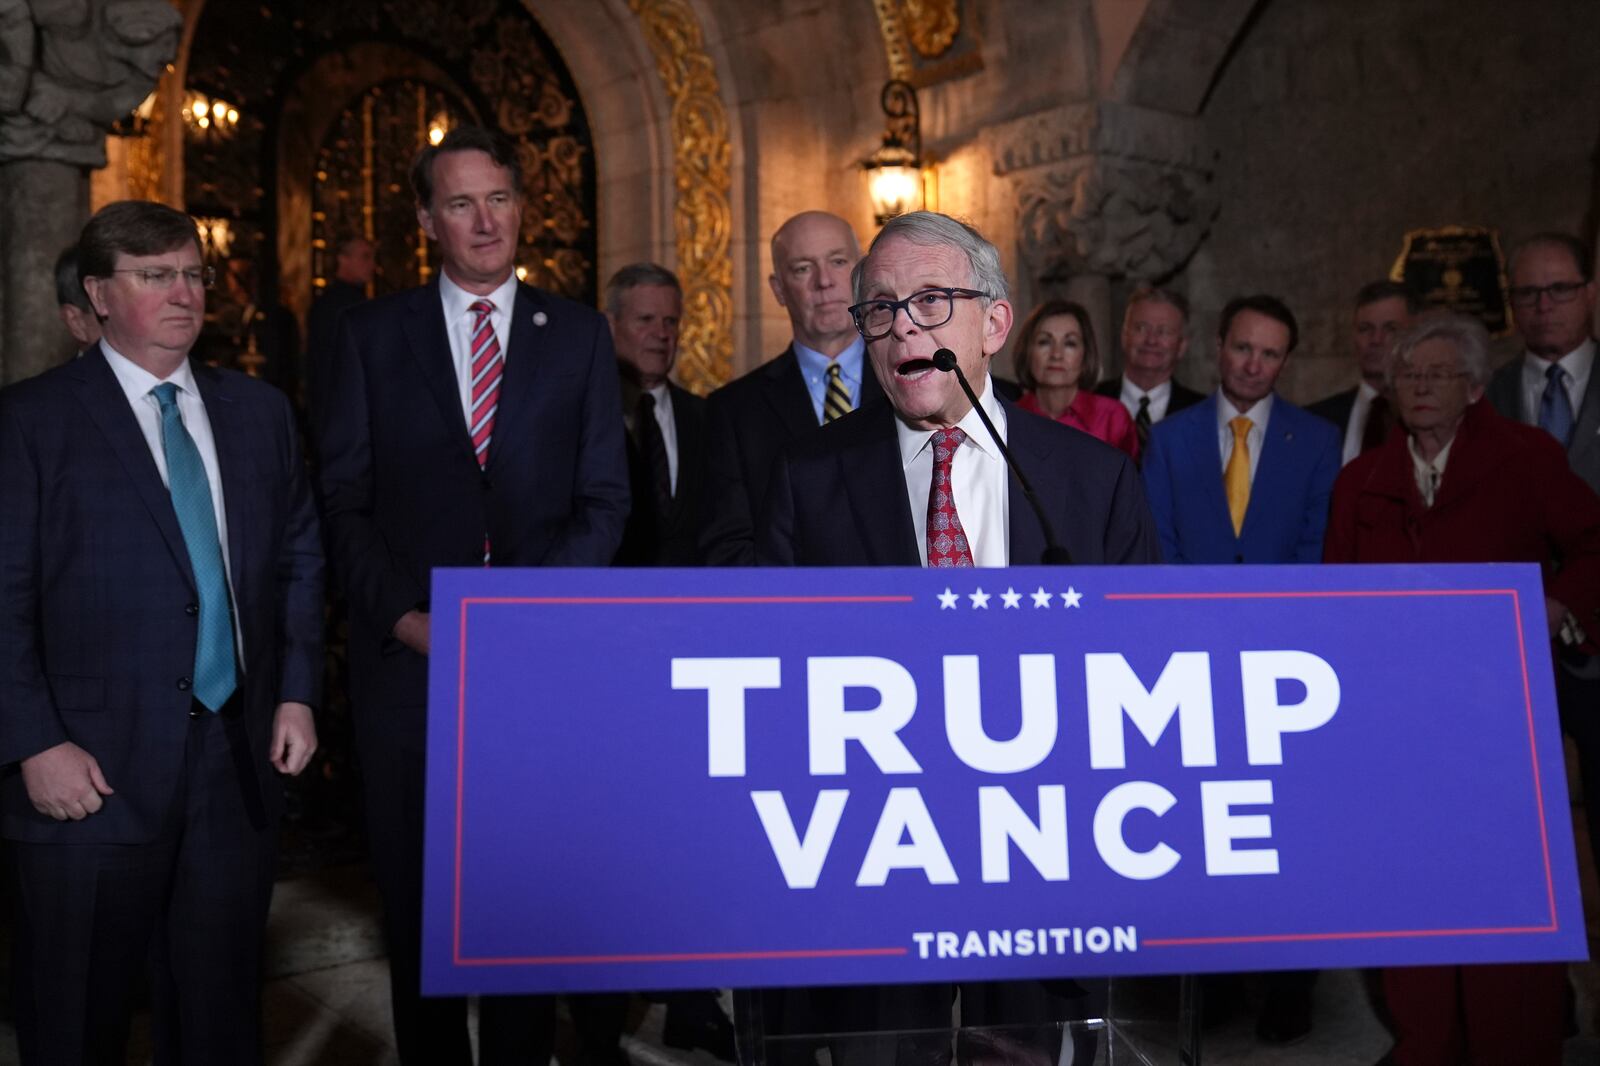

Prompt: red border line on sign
xmin=452 ymin=594 xmax=913 ymax=966
xmin=460 ymin=946 xmax=910 ymax=967
xmin=1110 ymin=586 xmax=1560 ymax=950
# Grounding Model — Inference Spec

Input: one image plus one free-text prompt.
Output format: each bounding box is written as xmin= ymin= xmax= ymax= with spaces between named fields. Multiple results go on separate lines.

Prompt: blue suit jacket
xmin=0 ymin=348 xmax=323 ymax=844
xmin=757 ymin=397 xmax=1160 ymax=567
xmin=317 ymin=279 xmax=630 ymax=736
xmin=1141 ymin=393 xmax=1340 ymax=564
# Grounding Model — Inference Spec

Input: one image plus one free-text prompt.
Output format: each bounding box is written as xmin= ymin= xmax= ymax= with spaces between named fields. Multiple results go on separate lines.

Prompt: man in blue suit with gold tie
xmin=1141 ymin=294 xmax=1340 ymax=566
xmin=1139 ymin=293 xmax=1339 ymax=1045
xmin=0 ymin=200 xmax=323 ymax=1064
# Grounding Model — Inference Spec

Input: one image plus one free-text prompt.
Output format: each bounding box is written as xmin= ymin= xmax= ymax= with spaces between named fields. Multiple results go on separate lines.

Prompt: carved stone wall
xmin=1191 ymin=0 xmax=1600 ymax=402
xmin=0 ymin=0 xmax=180 ymax=383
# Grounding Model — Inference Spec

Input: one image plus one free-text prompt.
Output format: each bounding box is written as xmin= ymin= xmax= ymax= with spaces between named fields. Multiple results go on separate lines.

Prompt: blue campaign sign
xmin=421 ymin=564 xmax=1585 ymax=996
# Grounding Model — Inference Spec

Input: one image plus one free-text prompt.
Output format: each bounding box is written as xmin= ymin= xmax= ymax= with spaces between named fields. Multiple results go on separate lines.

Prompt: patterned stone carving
xmin=628 ymin=0 xmax=733 ymax=395
xmin=901 ymin=0 xmax=959 ymax=59
xmin=990 ymin=103 xmax=1219 ymax=282
xmin=0 ymin=0 xmax=181 ymax=165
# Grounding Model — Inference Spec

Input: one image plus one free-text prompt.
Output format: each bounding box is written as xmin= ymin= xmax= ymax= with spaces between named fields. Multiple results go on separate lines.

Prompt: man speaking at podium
xmin=756 ymin=211 xmax=1158 ymax=1063
xmin=759 ymin=210 xmax=1156 ymax=570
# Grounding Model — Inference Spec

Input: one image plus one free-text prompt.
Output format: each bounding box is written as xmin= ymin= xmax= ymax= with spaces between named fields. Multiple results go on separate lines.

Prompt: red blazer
xmin=1018 ymin=388 xmax=1140 ymax=461
xmin=1324 ymin=400 xmax=1600 ymax=630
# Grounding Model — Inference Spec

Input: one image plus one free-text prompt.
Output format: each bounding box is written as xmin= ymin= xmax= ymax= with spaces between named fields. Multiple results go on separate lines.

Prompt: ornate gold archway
xmin=627 ymin=0 xmax=732 ymax=394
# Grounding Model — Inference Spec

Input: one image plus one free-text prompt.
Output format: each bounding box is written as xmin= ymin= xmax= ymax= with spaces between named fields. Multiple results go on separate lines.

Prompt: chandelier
xmin=181 ymin=91 xmax=240 ymax=137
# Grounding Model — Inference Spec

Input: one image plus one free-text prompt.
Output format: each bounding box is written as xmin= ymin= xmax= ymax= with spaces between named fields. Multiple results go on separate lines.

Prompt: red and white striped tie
xmin=468 ymin=299 xmax=503 ymax=468
xmin=468 ymin=299 xmax=502 ymax=565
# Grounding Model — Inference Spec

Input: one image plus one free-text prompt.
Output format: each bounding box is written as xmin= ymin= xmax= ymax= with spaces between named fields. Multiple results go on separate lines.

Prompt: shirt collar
xmin=1408 ymin=432 xmax=1455 ymax=475
xmin=1216 ymin=390 xmax=1274 ymax=430
xmin=101 ymin=341 xmax=199 ymax=403
xmin=1523 ymin=337 xmax=1596 ymax=380
xmin=439 ymin=269 xmax=519 ymax=323
xmin=896 ymin=375 xmax=1007 ymax=469
xmin=1122 ymin=377 xmax=1171 ymax=405
xmin=1358 ymin=380 xmax=1382 ymax=401
xmin=793 ymin=336 xmax=866 ymax=386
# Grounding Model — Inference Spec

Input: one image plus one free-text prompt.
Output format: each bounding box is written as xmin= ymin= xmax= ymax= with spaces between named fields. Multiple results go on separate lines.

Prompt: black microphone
xmin=932 ymin=348 xmax=1073 ymax=565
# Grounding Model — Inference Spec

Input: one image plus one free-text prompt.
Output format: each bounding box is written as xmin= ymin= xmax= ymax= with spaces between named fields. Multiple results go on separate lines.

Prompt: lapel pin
xmin=532 ymin=311 xmax=548 ymax=327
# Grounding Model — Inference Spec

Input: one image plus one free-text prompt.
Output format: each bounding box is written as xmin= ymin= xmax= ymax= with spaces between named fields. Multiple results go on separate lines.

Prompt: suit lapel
xmin=485 ymin=284 xmax=545 ymax=469
xmin=840 ymin=407 xmax=920 ymax=565
xmin=763 ymin=347 xmax=822 ymax=438
xmin=1188 ymin=396 xmax=1235 ymax=538
xmin=72 ymin=348 xmax=196 ymax=590
xmin=1244 ymin=402 xmax=1293 ymax=538
xmin=1568 ymin=346 xmax=1600 ymax=471
xmin=401 ymin=282 xmax=476 ymax=465
xmin=193 ymin=363 xmax=249 ymax=597
xmin=1003 ymin=400 xmax=1050 ymax=565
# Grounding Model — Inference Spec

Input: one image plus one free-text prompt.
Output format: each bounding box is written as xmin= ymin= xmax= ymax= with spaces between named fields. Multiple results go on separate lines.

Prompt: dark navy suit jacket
xmin=317 ymin=280 xmax=630 ymax=738
xmin=701 ymin=345 xmax=885 ymax=566
xmin=1141 ymin=392 xmax=1341 ymax=564
xmin=757 ymin=397 xmax=1160 ymax=567
xmin=0 ymin=348 xmax=323 ymax=844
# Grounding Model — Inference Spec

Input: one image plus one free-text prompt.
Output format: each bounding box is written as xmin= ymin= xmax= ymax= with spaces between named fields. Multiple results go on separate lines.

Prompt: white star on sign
xmin=938 ymin=587 xmax=960 ymax=610
xmin=1062 ymin=587 xmax=1084 ymax=609
xmin=1001 ymin=587 xmax=1022 ymax=609
xmin=1031 ymin=587 xmax=1053 ymax=608
xmin=969 ymin=587 xmax=991 ymax=609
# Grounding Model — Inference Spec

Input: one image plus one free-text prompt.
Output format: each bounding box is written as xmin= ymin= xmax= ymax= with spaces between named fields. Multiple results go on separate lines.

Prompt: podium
xmin=418 ymin=564 xmax=1585 ymax=1054
xmin=740 ymin=975 xmax=1201 ymax=1065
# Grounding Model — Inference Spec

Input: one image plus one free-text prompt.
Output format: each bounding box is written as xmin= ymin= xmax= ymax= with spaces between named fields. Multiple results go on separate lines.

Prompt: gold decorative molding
xmin=627 ymin=0 xmax=733 ymax=394
xmin=902 ymin=0 xmax=959 ymax=59
xmin=873 ymin=0 xmax=980 ymax=88
xmin=872 ymin=0 xmax=916 ymax=82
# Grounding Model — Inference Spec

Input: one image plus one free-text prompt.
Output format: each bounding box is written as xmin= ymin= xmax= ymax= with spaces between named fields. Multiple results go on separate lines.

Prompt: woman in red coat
xmin=1325 ymin=311 xmax=1600 ymax=1066
xmin=1012 ymin=299 xmax=1140 ymax=461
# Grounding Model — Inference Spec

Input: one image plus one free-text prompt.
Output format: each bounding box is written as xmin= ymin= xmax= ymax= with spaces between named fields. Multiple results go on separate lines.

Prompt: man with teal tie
xmin=0 ymin=200 xmax=323 ymax=1064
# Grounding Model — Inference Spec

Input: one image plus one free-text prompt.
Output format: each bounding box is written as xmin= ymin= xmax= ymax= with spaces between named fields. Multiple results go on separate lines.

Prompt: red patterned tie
xmin=927 ymin=427 xmax=975 ymax=568
xmin=468 ymin=299 xmax=503 ymax=467
xmin=468 ymin=299 xmax=502 ymax=565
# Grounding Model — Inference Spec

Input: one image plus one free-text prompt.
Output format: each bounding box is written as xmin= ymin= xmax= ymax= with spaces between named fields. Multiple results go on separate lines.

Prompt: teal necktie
xmin=152 ymin=383 xmax=237 ymax=711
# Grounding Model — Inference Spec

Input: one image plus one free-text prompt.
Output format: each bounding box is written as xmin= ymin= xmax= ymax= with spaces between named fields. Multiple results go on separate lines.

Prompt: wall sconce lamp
xmin=862 ymin=80 xmax=929 ymax=226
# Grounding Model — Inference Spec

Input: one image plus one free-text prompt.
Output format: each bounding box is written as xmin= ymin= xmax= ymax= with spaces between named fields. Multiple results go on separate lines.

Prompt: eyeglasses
xmin=1393 ymin=368 xmax=1470 ymax=388
xmin=848 ymin=287 xmax=989 ymax=341
xmin=1129 ymin=321 xmax=1179 ymax=341
xmin=108 ymin=266 xmax=216 ymax=290
xmin=1507 ymin=280 xmax=1587 ymax=308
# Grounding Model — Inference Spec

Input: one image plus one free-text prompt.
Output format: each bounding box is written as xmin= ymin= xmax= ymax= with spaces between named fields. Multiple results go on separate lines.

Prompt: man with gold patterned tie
xmin=700 ymin=210 xmax=883 ymax=565
xmin=1138 ymin=292 xmax=1339 ymax=1045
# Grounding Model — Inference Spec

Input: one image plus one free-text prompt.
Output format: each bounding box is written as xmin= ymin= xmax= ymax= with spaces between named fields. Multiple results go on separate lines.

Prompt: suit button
xmin=177 ymin=677 xmax=192 ymax=692
xmin=185 ymin=603 xmax=199 ymax=616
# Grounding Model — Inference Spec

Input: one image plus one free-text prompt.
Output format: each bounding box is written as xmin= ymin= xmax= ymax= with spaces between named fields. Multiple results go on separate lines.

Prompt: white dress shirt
xmin=1118 ymin=378 xmax=1173 ymax=423
xmin=101 ymin=343 xmax=243 ymax=654
xmin=1518 ymin=338 xmax=1594 ymax=425
xmin=1216 ymin=392 xmax=1274 ymax=485
xmin=1408 ymin=434 xmax=1455 ymax=508
xmin=1339 ymin=381 xmax=1383 ymax=466
xmin=440 ymin=270 xmax=519 ymax=432
xmin=897 ymin=377 xmax=1010 ymax=567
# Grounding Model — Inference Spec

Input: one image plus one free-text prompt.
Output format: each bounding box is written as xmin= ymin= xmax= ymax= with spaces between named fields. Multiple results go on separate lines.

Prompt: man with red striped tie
xmin=317 ymin=126 xmax=630 ymax=1064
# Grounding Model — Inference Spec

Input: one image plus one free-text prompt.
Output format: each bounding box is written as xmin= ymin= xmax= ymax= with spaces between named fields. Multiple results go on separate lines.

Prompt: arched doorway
xmin=180 ymin=0 xmax=599 ymax=391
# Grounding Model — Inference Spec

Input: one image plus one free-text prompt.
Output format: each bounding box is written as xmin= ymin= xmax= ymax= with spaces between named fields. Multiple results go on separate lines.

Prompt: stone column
xmin=0 ymin=0 xmax=182 ymax=384
xmin=984 ymin=101 xmax=1219 ymax=375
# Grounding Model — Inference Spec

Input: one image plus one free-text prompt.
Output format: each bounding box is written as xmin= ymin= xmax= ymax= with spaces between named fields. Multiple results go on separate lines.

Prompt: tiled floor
xmin=0 ymin=864 xmax=1594 ymax=1065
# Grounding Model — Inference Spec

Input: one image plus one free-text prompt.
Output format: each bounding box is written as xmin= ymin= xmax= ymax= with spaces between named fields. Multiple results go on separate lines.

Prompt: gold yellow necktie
xmin=1225 ymin=415 xmax=1253 ymax=536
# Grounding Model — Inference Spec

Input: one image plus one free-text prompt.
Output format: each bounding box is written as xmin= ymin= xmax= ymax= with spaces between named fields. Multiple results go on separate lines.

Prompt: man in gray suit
xmin=1486 ymin=231 xmax=1600 ymax=871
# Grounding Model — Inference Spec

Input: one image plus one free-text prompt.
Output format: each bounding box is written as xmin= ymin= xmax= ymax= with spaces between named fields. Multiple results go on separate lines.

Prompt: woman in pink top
xmin=1013 ymin=299 xmax=1140 ymax=461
